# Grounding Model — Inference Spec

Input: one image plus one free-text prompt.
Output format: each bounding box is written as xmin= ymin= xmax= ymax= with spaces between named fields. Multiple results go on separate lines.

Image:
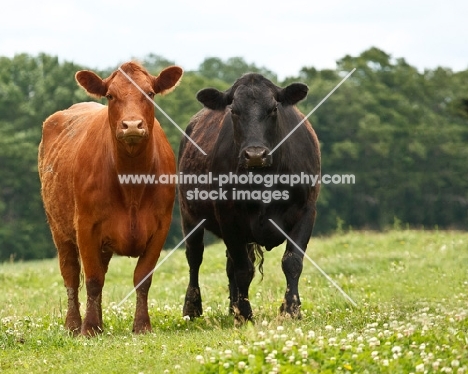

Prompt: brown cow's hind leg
xmin=56 ymin=240 xmax=82 ymax=336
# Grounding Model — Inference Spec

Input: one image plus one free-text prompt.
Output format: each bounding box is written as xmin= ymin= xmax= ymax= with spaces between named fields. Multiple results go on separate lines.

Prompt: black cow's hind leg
xmin=183 ymin=223 xmax=205 ymax=318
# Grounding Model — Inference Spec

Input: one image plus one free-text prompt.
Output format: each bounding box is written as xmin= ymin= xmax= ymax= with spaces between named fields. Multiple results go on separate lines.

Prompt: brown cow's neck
xmin=114 ymin=135 xmax=157 ymax=170
xmin=113 ymin=137 xmax=159 ymax=207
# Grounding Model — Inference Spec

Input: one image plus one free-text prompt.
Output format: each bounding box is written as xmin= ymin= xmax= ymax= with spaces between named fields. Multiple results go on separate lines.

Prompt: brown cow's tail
xmin=248 ymin=243 xmax=264 ymax=280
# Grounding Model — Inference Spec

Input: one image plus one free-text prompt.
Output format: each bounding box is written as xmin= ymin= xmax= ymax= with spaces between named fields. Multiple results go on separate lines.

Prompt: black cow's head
xmin=197 ymin=74 xmax=308 ymax=169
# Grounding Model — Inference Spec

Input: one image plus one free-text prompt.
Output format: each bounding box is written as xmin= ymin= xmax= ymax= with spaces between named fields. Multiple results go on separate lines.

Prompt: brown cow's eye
xmin=147 ymin=92 xmax=155 ymax=99
xmin=106 ymin=94 xmax=113 ymax=100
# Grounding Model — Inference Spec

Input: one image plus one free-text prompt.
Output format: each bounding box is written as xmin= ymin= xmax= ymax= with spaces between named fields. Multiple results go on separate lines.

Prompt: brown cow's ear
xmin=153 ymin=66 xmax=183 ymax=95
xmin=75 ymin=71 xmax=107 ymax=98
xmin=197 ymin=88 xmax=230 ymax=110
xmin=278 ymin=83 xmax=308 ymax=105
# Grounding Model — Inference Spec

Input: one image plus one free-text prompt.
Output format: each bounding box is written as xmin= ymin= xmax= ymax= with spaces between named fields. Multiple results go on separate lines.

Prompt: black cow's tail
xmin=248 ymin=243 xmax=264 ymax=280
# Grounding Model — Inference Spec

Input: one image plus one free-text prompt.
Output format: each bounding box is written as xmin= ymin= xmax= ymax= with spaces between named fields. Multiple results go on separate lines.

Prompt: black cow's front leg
xmin=280 ymin=249 xmax=304 ymax=318
xmin=225 ymin=241 xmax=255 ymax=324
xmin=279 ymin=204 xmax=316 ymax=318
xmin=183 ymin=223 xmax=205 ymax=319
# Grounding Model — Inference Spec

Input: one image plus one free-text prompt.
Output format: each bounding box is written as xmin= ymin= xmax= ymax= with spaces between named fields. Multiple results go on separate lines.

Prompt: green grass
xmin=1 ymin=230 xmax=468 ymax=373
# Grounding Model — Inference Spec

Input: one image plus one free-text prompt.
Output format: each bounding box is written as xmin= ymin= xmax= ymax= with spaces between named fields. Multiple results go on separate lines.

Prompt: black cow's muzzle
xmin=242 ymin=146 xmax=272 ymax=168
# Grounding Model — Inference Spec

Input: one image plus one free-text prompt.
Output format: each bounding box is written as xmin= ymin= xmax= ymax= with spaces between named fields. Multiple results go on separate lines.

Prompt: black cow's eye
xmin=270 ymin=105 xmax=278 ymax=115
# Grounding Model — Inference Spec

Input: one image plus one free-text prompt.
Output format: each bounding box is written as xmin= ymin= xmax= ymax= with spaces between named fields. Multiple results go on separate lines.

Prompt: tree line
xmin=1 ymin=48 xmax=467 ymax=261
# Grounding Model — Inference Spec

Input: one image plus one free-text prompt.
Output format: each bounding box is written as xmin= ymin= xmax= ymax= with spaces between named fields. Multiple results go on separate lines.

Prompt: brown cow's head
xmin=75 ymin=62 xmax=183 ymax=154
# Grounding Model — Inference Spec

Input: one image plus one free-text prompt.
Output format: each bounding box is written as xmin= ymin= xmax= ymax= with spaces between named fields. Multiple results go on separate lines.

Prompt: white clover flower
xmin=277 ymin=326 xmax=284 ymax=331
xmin=392 ymin=345 xmax=402 ymax=353
xmin=451 ymin=360 xmax=460 ymax=368
xmin=238 ymin=361 xmax=246 ymax=369
xmin=325 ymin=325 xmax=334 ymax=332
xmin=183 ymin=315 xmax=190 ymax=321
xmin=195 ymin=355 xmax=204 ymax=364
xmin=415 ymin=363 xmax=425 ymax=372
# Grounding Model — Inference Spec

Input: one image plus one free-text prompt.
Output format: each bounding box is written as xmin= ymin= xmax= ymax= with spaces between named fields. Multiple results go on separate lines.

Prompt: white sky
xmin=1 ymin=0 xmax=467 ymax=79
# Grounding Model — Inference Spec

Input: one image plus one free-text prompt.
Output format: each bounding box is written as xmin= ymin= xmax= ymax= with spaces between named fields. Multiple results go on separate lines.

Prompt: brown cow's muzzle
xmin=118 ymin=120 xmax=147 ymax=144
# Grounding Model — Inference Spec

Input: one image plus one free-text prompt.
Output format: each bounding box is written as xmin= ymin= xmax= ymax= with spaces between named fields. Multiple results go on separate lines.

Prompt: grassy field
xmin=1 ymin=230 xmax=467 ymax=373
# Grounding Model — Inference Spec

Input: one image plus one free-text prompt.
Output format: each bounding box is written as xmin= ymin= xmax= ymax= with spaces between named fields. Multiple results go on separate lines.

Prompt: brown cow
xmin=38 ymin=62 xmax=182 ymax=336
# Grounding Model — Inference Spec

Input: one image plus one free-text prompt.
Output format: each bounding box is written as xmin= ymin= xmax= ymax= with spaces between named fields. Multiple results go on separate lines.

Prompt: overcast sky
xmin=1 ymin=0 xmax=467 ymax=79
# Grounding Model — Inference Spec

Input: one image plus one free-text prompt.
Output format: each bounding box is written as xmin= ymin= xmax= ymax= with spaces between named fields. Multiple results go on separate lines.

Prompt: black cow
xmin=178 ymin=73 xmax=321 ymax=323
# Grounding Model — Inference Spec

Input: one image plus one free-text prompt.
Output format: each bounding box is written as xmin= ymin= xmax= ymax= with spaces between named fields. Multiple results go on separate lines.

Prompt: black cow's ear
xmin=278 ymin=83 xmax=308 ymax=105
xmin=197 ymin=88 xmax=229 ymax=110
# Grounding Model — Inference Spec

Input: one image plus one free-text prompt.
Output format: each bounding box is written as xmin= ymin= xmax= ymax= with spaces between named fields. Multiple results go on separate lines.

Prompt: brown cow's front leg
xmin=133 ymin=273 xmax=152 ymax=334
xmin=82 ymin=277 xmax=104 ymax=336
xmin=77 ymin=228 xmax=106 ymax=336
xmin=132 ymin=230 xmax=167 ymax=333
